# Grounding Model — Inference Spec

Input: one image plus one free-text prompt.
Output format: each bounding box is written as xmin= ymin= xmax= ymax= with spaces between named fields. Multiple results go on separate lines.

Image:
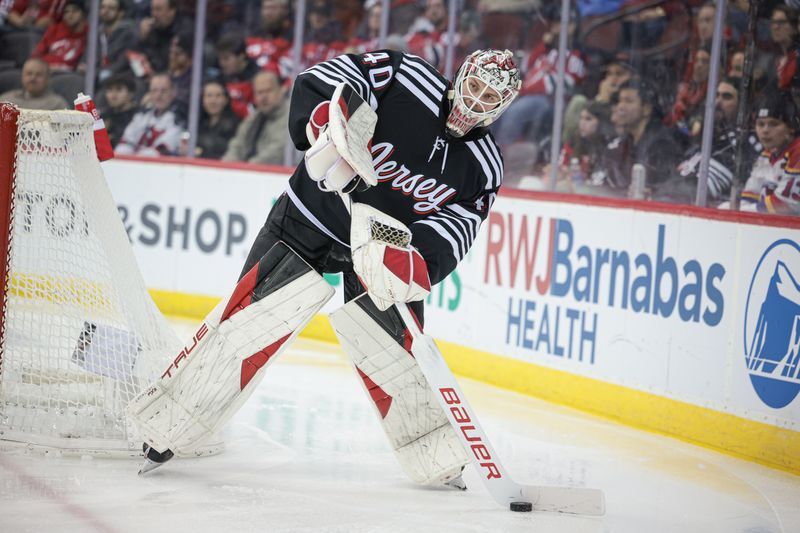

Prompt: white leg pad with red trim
xmin=126 ymin=242 xmax=334 ymax=456
xmin=329 ymin=294 xmax=469 ymax=486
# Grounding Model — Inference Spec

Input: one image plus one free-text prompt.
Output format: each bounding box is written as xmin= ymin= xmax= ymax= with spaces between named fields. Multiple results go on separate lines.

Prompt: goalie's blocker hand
xmin=350 ymin=203 xmax=431 ymax=311
xmin=304 ymin=83 xmax=379 ymax=193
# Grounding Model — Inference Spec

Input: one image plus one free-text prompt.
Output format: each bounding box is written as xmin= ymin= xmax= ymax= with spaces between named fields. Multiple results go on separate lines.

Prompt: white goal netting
xmin=0 ymin=107 xmax=183 ymax=456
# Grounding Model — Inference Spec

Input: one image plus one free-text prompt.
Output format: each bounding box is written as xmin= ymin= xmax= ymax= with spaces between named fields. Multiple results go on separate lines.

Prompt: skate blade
xmin=138 ymin=457 xmax=164 ymax=476
xmin=444 ymin=474 xmax=467 ymax=491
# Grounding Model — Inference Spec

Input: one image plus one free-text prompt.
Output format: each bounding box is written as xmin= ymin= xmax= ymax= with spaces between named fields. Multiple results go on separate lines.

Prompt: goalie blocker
xmin=126 ymin=241 xmax=334 ymax=459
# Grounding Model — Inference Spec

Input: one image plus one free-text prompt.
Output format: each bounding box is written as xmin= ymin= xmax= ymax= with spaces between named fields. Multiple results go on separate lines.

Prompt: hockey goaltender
xmin=128 ymin=49 xmax=521 ymax=492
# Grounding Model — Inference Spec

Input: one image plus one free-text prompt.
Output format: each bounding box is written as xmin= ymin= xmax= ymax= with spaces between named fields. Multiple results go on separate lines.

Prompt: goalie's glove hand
xmin=304 ymin=101 xmax=361 ymax=193
xmin=353 ymin=241 xmax=431 ymax=311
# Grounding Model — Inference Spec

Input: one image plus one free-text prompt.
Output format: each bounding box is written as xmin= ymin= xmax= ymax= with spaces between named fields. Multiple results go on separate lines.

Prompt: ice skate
xmin=138 ymin=444 xmax=174 ymax=475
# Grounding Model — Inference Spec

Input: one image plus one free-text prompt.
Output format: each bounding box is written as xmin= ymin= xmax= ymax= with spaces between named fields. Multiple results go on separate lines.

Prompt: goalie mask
xmin=445 ymin=49 xmax=522 ymax=138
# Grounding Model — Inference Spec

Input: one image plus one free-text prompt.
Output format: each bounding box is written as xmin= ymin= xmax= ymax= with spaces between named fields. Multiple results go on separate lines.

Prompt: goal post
xmin=0 ymin=103 xmax=215 ymax=456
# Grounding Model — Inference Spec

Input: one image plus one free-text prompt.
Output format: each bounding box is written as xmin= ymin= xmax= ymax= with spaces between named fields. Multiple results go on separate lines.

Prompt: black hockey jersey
xmin=286 ymin=50 xmax=504 ymax=285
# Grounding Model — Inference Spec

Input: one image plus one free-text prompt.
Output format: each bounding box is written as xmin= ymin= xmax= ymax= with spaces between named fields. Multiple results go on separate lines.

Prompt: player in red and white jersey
xmin=740 ymin=91 xmax=800 ymax=216
xmin=30 ymin=0 xmax=87 ymax=71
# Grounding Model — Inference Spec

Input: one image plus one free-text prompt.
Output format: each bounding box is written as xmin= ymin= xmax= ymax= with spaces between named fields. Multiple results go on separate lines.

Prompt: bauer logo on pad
xmin=743 ymin=239 xmax=800 ymax=409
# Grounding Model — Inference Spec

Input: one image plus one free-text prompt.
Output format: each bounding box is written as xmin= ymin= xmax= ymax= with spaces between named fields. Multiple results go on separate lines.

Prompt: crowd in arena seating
xmin=0 ymin=0 xmax=797 ymax=215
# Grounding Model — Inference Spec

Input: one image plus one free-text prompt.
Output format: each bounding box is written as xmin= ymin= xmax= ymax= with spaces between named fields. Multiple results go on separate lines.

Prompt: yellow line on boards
xmin=148 ymin=288 xmax=800 ymax=476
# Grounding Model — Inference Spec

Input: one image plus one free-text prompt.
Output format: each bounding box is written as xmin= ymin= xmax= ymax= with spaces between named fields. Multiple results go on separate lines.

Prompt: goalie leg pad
xmin=127 ymin=242 xmax=334 ymax=455
xmin=329 ymin=294 xmax=469 ymax=486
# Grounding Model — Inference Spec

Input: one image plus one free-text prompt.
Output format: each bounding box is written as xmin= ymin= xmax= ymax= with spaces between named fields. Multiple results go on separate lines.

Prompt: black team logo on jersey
xmin=371 ymin=141 xmax=457 ymax=214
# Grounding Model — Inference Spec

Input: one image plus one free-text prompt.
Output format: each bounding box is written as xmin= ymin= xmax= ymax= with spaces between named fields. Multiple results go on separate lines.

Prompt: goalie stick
xmin=338 ymin=197 xmax=605 ymax=514
xmin=393 ymin=300 xmax=605 ymax=515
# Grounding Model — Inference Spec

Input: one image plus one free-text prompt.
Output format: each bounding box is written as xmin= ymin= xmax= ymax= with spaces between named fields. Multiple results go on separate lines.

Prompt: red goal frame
xmin=0 ymin=103 xmax=20 ymax=363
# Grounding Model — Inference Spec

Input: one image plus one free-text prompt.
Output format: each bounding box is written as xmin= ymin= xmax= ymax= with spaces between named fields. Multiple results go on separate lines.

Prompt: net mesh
xmin=0 ymin=109 xmax=181 ymax=454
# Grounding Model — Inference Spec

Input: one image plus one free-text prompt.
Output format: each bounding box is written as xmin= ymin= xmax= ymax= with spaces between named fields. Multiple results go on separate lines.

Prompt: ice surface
xmin=1 ymin=318 xmax=798 ymax=533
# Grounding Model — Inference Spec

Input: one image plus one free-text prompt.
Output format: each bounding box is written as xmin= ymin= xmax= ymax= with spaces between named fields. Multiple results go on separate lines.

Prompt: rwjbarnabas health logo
xmin=743 ymin=239 xmax=800 ymax=408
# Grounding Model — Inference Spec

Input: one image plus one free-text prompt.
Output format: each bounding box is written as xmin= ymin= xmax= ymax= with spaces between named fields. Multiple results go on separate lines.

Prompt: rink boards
xmin=104 ymin=156 xmax=800 ymax=475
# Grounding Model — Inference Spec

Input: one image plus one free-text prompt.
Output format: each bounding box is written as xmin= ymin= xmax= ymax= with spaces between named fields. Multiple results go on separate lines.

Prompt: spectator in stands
xmin=405 ymin=0 xmax=448 ymax=71
xmin=31 ymin=0 xmax=88 ymax=72
xmin=115 ymin=72 xmax=186 ymax=156
xmin=195 ymin=80 xmax=240 ymax=159
xmin=331 ymin=0 xmax=362 ymax=42
xmin=6 ymin=0 xmax=65 ymax=30
xmin=352 ymin=0 xmax=382 ymax=52
xmin=563 ymin=55 xmax=635 ymax=144
xmin=620 ymin=3 xmax=669 ymax=51
xmin=223 ymin=69 xmax=288 ymax=165
xmin=216 ymin=33 xmax=258 ymax=119
xmin=168 ymin=30 xmax=192 ymax=111
xmin=100 ymin=72 xmax=137 ymax=147
xmin=728 ymin=46 xmax=773 ymax=98
xmin=245 ymin=0 xmax=293 ymax=77
xmin=3 ymin=0 xmax=37 ymax=29
xmin=740 ymin=91 xmax=800 ymax=215
xmin=729 ymin=49 xmax=745 ymax=79
xmin=770 ymin=5 xmax=799 ymax=90
xmin=92 ymin=0 xmax=137 ymax=83
xmin=674 ymin=2 xmax=726 ymax=101
xmin=0 ymin=57 xmax=67 ymax=109
xmin=493 ymin=4 xmax=585 ymax=148
xmin=305 ymin=1 xmax=342 ymax=45
xmin=0 ymin=0 xmax=12 ymax=26
xmin=728 ymin=0 xmax=776 ymax=44
xmin=594 ymin=57 xmax=636 ymax=109
xmin=36 ymin=0 xmax=68 ymax=28
xmin=666 ymin=46 xmax=712 ymax=137
xmin=675 ymin=78 xmax=758 ymax=205
xmin=258 ymin=0 xmax=292 ymax=41
xmin=572 ymin=101 xmax=615 ymax=185
xmin=137 ymin=0 xmax=191 ymax=74
xmin=389 ymin=0 xmax=421 ymax=35
xmin=549 ymin=100 xmax=615 ymax=189
xmin=593 ymin=78 xmax=683 ymax=198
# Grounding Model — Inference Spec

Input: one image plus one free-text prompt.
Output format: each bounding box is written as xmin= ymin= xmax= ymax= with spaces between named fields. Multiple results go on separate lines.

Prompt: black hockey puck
xmin=510 ymin=501 xmax=533 ymax=512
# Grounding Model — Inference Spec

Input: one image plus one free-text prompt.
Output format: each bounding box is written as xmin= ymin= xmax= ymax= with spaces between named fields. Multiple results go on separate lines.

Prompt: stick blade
xmin=522 ymin=486 xmax=606 ymax=515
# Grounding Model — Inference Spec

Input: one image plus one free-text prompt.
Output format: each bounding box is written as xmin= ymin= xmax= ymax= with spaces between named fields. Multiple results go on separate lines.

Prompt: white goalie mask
xmin=445 ymin=49 xmax=522 ymax=138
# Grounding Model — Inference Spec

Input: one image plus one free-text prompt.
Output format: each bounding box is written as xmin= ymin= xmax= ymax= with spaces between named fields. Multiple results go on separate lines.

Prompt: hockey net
xmin=0 ymin=104 xmax=198 ymax=456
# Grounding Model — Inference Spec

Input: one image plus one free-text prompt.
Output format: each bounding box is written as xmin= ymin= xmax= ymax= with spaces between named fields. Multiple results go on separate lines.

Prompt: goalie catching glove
xmin=304 ymin=82 xmax=379 ymax=192
xmin=350 ymin=202 xmax=431 ymax=311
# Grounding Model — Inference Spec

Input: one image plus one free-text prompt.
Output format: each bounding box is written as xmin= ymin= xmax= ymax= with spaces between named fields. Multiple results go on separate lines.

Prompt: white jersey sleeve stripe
xmin=400 ymin=58 xmax=445 ymax=97
xmin=441 ymin=206 xmax=478 ymax=241
xmin=317 ymin=62 xmax=366 ymax=97
xmin=336 ymin=55 xmax=379 ymax=109
xmin=414 ymin=220 xmax=463 ymax=261
xmin=465 ymin=140 xmax=496 ymax=190
xmin=328 ymin=58 xmax=375 ymax=105
xmin=399 ymin=62 xmax=443 ymax=101
xmin=331 ymin=56 xmax=371 ymax=94
xmin=447 ymin=203 xmax=482 ymax=227
xmin=477 ymin=138 xmax=502 ymax=189
xmin=395 ymin=72 xmax=440 ymax=116
xmin=427 ymin=217 xmax=466 ymax=259
xmin=300 ymin=68 xmax=344 ymax=90
xmin=483 ymin=137 xmax=504 ymax=187
xmin=312 ymin=64 xmax=363 ymax=98
xmin=432 ymin=213 xmax=472 ymax=252
xmin=403 ymin=54 xmax=448 ymax=92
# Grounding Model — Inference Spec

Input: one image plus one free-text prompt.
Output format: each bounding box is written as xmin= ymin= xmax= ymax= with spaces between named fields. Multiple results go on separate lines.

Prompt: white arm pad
xmin=304 ymin=126 xmax=358 ymax=192
xmin=303 ymin=83 xmax=378 ymax=193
